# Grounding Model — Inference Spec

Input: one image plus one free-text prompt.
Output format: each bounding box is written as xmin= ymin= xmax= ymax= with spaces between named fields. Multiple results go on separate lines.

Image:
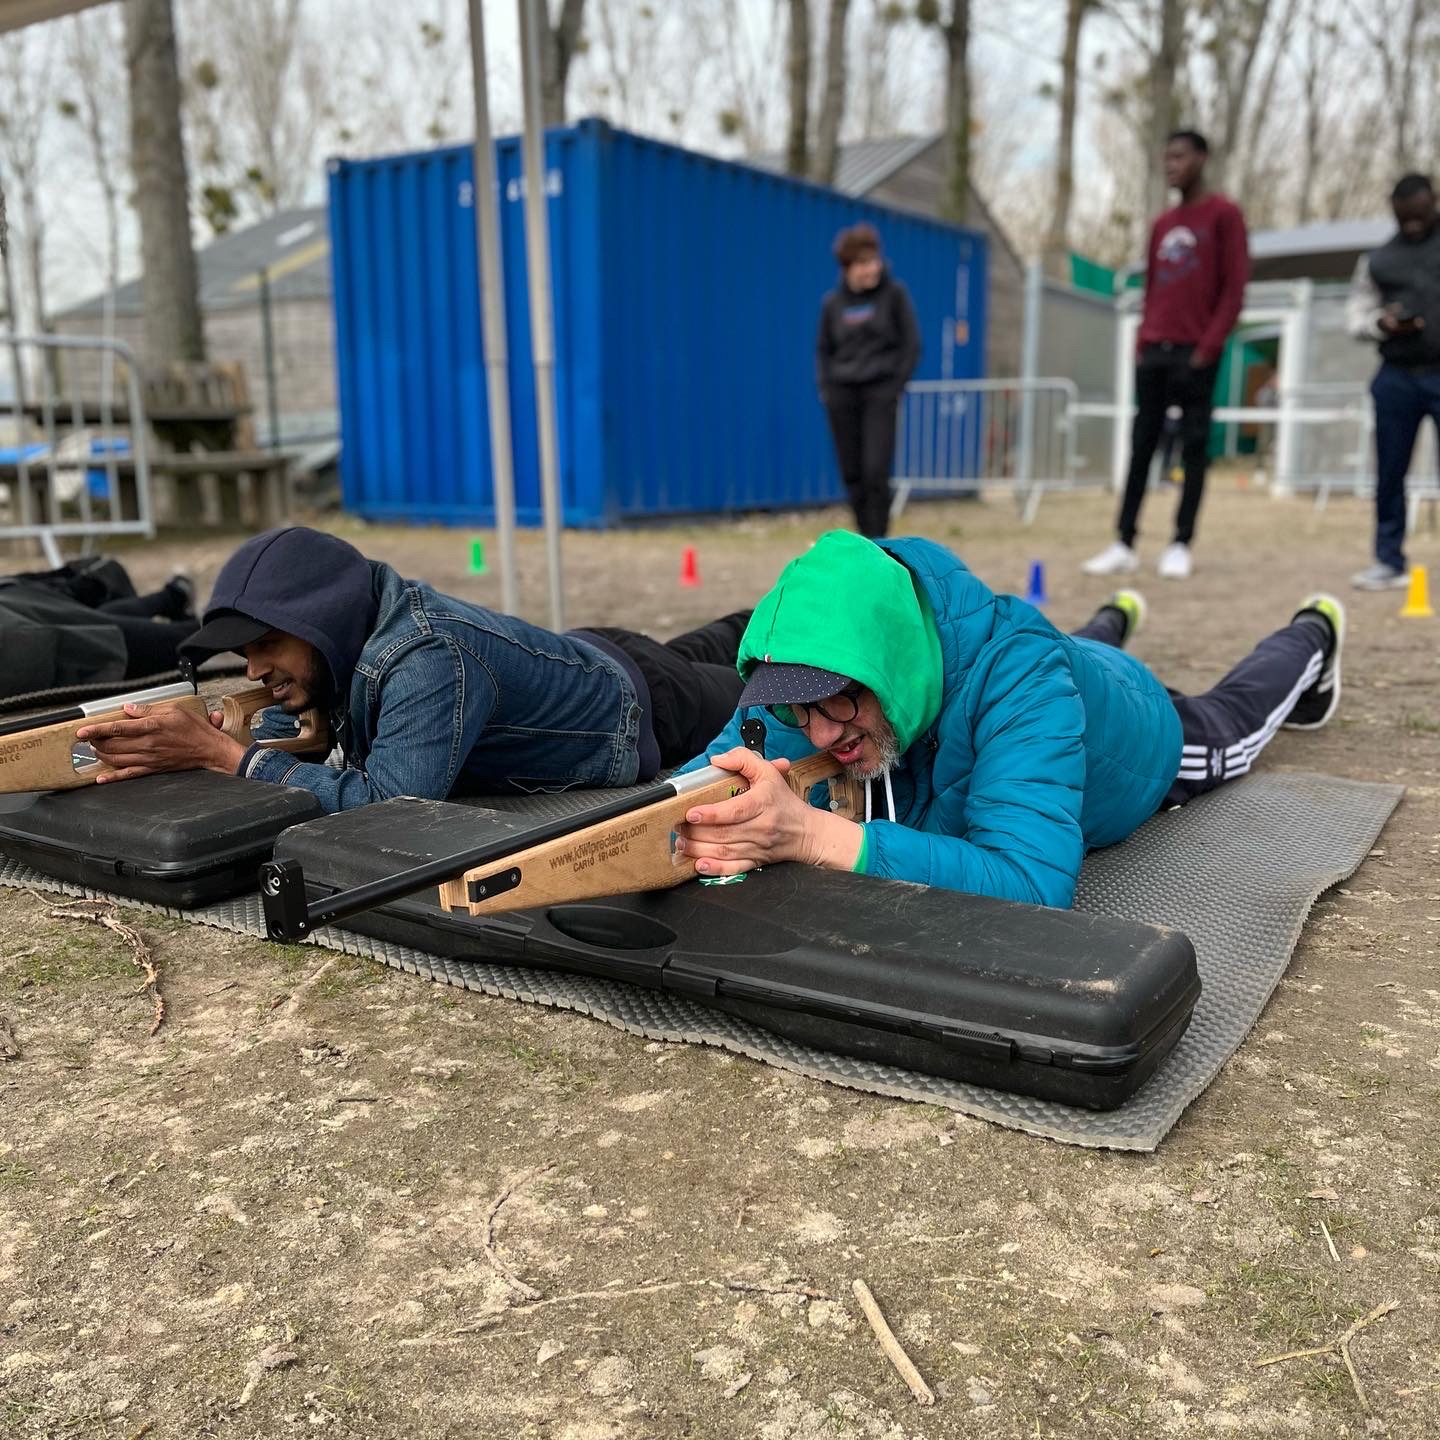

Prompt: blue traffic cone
xmin=1025 ymin=560 xmax=1048 ymax=605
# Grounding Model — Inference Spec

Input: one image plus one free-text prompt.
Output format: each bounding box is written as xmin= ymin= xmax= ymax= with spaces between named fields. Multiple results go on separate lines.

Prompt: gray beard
xmin=843 ymin=716 xmax=901 ymax=783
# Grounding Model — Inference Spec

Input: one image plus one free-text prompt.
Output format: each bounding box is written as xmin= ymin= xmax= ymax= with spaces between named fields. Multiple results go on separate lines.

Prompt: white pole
xmin=1017 ymin=261 xmax=1043 ymax=486
xmin=1113 ymin=311 xmax=1138 ymax=492
xmin=1273 ymin=279 xmax=1312 ymax=498
xmin=467 ymin=0 xmax=519 ymax=615
xmin=516 ymin=0 xmax=565 ymax=632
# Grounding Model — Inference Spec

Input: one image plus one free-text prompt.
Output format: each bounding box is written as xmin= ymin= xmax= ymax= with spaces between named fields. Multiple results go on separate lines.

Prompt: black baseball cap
xmin=738 ymin=661 xmax=853 ymax=710
xmin=180 ymin=608 xmax=271 ymax=659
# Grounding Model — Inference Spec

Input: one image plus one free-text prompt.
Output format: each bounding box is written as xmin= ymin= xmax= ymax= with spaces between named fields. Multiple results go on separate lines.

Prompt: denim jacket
xmin=240 ymin=562 xmax=642 ymax=811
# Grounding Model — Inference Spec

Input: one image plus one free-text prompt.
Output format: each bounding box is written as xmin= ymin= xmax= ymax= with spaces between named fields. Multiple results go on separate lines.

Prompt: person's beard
xmin=844 ymin=714 xmax=901 ymax=783
xmin=280 ymin=656 xmax=335 ymax=715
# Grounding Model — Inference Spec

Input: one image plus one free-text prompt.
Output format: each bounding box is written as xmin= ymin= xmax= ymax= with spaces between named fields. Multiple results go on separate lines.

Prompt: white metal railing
xmin=890 ymin=378 xmax=1085 ymax=525
xmin=0 ymin=333 xmax=153 ymax=566
xmin=1067 ymin=383 xmax=1440 ymax=524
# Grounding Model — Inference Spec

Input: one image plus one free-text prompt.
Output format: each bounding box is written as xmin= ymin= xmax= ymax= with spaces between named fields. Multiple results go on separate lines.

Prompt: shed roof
xmin=749 ymin=134 xmax=942 ymax=196
xmin=59 ymin=206 xmax=330 ymax=319
xmin=1249 ymin=217 xmax=1393 ymax=260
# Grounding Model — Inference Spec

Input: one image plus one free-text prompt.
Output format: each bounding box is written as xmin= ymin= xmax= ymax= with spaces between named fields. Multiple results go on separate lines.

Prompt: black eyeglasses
xmin=767 ymin=684 xmax=863 ymax=730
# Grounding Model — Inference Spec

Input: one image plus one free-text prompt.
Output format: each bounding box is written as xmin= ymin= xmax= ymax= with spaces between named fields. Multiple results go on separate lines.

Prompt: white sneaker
xmin=1081 ymin=541 xmax=1139 ymax=577
xmin=1158 ymin=542 xmax=1192 ymax=580
xmin=1351 ymin=561 xmax=1409 ymax=591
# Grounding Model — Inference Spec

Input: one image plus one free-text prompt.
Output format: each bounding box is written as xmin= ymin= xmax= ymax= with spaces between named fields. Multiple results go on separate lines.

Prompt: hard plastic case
xmin=276 ymin=797 xmax=1201 ymax=1109
xmin=0 ymin=771 xmax=322 ymax=907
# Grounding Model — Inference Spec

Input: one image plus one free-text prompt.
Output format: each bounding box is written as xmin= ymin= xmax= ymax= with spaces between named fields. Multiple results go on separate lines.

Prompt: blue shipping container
xmin=329 ymin=119 xmax=988 ymax=527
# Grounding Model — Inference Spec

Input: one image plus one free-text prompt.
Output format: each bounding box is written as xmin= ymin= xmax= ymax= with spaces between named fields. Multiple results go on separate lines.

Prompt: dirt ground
xmin=2 ymin=477 xmax=1438 ymax=1439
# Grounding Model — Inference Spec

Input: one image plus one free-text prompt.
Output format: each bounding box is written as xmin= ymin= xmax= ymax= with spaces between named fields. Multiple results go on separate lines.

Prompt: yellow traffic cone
xmin=1398 ymin=563 xmax=1435 ymax=618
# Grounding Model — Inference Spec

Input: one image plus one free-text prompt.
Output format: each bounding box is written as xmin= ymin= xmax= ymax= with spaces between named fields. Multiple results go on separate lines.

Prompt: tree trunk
xmin=541 ymin=0 xmax=588 ymax=128
xmin=811 ymin=0 xmax=850 ymax=185
xmin=939 ymin=0 xmax=970 ymax=224
xmin=785 ymin=0 xmax=811 ymax=177
xmin=1145 ymin=0 xmax=1183 ymax=217
xmin=0 ymin=187 xmax=27 ymax=412
xmin=1392 ymin=0 xmax=1421 ymax=169
xmin=1042 ymin=0 xmax=1087 ymax=278
xmin=124 ymin=0 xmax=205 ymax=367
xmin=1230 ymin=0 xmax=1297 ymax=208
xmin=1211 ymin=0 xmax=1272 ymax=193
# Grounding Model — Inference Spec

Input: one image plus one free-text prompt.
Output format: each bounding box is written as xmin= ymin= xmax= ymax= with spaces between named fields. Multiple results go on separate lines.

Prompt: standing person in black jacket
xmin=816 ymin=224 xmax=921 ymax=538
xmin=1346 ymin=173 xmax=1440 ymax=590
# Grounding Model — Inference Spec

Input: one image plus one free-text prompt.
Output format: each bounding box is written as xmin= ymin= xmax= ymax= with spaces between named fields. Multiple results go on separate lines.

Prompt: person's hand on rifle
xmin=76 ymin=702 xmax=248 ymax=783
xmin=674 ymin=746 xmax=863 ymax=876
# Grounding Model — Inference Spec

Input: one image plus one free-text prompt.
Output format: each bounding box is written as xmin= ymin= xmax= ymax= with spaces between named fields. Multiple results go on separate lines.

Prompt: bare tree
xmin=1226 ymin=0 xmax=1300 ymax=210
xmin=811 ymin=0 xmax=851 ymax=185
xmin=60 ymin=9 xmax=128 ymax=304
xmin=1145 ymin=0 xmax=1183 ymax=216
xmin=1294 ymin=0 xmax=1341 ymax=223
xmin=1192 ymin=0 xmax=1272 ymax=192
xmin=214 ymin=0 xmax=321 ymax=210
xmin=1069 ymin=98 xmax=1151 ymax=267
xmin=178 ymin=0 xmax=335 ymax=232
xmin=698 ymin=0 xmax=785 ymax=152
xmin=124 ymin=0 xmax=205 ymax=366
xmin=1344 ymin=0 xmax=1425 ymax=172
xmin=919 ymin=0 xmax=970 ymax=223
xmin=784 ymin=0 xmax=811 ymax=176
xmin=0 ymin=28 xmax=58 ymax=352
xmin=852 ymin=1 xmax=920 ymax=140
xmin=540 ymin=0 xmax=588 ymax=127
xmin=326 ymin=3 xmax=475 ymax=155
xmin=1043 ymin=0 xmax=1092 ymax=276
xmin=568 ymin=0 xmax=709 ymax=141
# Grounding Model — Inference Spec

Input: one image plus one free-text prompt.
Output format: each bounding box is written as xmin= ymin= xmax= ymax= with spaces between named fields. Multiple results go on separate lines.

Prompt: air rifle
xmin=0 ymin=673 xmax=326 ymax=793
xmin=259 ymin=751 xmax=858 ymax=943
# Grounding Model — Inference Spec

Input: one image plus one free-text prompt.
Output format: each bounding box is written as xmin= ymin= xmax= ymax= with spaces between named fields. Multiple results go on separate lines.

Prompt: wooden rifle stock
xmin=0 ymin=682 xmax=327 ymax=793
xmin=259 ymin=750 xmax=862 ymax=943
xmin=441 ymin=751 xmax=856 ymax=915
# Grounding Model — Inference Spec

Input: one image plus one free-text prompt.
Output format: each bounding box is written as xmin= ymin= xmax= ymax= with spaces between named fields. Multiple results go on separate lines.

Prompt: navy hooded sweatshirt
xmin=194 ymin=528 xmax=643 ymax=812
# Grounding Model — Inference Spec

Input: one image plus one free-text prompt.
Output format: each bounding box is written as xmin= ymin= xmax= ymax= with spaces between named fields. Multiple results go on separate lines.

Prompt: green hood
xmin=738 ymin=530 xmax=944 ymax=752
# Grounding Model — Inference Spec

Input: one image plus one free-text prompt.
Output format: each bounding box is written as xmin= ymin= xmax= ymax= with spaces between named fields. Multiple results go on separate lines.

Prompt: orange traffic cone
xmin=679 ymin=545 xmax=700 ymax=587
xmin=1398 ymin=563 xmax=1434 ymax=618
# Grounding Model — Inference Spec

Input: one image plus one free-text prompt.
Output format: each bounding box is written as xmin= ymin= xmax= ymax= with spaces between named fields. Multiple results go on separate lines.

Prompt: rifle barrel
xmin=260 ymin=769 xmax=735 ymax=942
xmin=0 ymin=680 xmax=196 ymax=739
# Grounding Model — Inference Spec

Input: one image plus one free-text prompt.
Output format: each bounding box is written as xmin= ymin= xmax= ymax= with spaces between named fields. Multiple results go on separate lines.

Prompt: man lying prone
xmin=674 ymin=531 xmax=1343 ymax=908
xmin=78 ymin=526 xmax=750 ymax=814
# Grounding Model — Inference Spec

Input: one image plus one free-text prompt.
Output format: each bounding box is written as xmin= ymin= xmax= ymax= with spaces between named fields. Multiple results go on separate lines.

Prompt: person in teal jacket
xmin=674 ymin=531 xmax=1344 ymax=909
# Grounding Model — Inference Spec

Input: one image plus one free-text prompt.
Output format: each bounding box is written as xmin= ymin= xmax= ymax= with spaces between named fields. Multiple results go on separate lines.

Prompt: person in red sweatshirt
xmin=1084 ymin=131 xmax=1249 ymax=581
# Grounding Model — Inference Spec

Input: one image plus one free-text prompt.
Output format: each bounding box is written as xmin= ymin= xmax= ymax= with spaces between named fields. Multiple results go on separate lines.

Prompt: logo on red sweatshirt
xmin=1156 ymin=225 xmax=1201 ymax=281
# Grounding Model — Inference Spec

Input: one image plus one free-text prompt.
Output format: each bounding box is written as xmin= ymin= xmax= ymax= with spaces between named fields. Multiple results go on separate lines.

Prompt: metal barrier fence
xmin=0 ymin=334 xmax=153 ymax=566
xmin=1284 ymin=381 xmax=1440 ymax=530
xmin=890 ymin=378 xmax=1084 ymax=525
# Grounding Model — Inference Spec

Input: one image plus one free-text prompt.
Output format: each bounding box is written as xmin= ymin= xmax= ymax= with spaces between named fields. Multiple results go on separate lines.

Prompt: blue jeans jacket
xmin=241 ymin=563 xmax=642 ymax=811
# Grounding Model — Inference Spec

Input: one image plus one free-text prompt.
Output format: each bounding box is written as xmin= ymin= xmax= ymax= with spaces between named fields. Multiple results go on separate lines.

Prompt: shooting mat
xmin=0 ymin=769 xmax=1403 ymax=1150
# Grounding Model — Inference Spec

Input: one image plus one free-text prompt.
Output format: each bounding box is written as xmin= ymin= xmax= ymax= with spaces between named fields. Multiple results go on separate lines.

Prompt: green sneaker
xmin=1106 ymin=588 xmax=1147 ymax=646
xmin=1284 ymin=593 xmax=1344 ymax=730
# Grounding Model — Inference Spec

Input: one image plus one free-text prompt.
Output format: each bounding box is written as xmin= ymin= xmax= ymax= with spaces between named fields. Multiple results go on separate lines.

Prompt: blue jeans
xmin=1370 ymin=362 xmax=1440 ymax=570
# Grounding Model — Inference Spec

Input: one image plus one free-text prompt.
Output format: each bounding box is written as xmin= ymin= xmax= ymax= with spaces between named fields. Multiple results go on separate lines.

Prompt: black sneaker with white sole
xmin=1283 ymin=593 xmax=1344 ymax=731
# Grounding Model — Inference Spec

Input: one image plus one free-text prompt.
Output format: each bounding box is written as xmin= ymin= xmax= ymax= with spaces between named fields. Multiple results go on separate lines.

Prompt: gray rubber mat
xmin=0 ymin=770 xmax=1402 ymax=1151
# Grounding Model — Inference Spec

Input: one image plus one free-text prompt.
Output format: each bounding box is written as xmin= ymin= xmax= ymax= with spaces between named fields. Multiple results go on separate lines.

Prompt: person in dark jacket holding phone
xmin=816 ymin=224 xmax=921 ymax=540
xmin=1345 ymin=173 xmax=1440 ymax=590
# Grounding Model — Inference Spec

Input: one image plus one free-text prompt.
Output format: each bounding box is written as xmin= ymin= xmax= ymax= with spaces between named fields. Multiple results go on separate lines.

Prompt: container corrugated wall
xmin=329 ymin=120 xmax=988 ymax=527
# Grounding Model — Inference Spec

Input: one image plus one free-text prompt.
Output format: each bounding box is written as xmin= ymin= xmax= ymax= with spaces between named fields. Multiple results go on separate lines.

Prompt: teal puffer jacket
xmin=693 ymin=537 xmax=1182 ymax=908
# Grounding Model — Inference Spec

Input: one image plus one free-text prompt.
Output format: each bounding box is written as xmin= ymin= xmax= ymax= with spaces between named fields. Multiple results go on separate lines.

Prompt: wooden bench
xmin=121 ymin=450 xmax=293 ymax=529
xmin=3 ymin=360 xmax=295 ymax=536
xmin=140 ymin=362 xmax=294 ymax=527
